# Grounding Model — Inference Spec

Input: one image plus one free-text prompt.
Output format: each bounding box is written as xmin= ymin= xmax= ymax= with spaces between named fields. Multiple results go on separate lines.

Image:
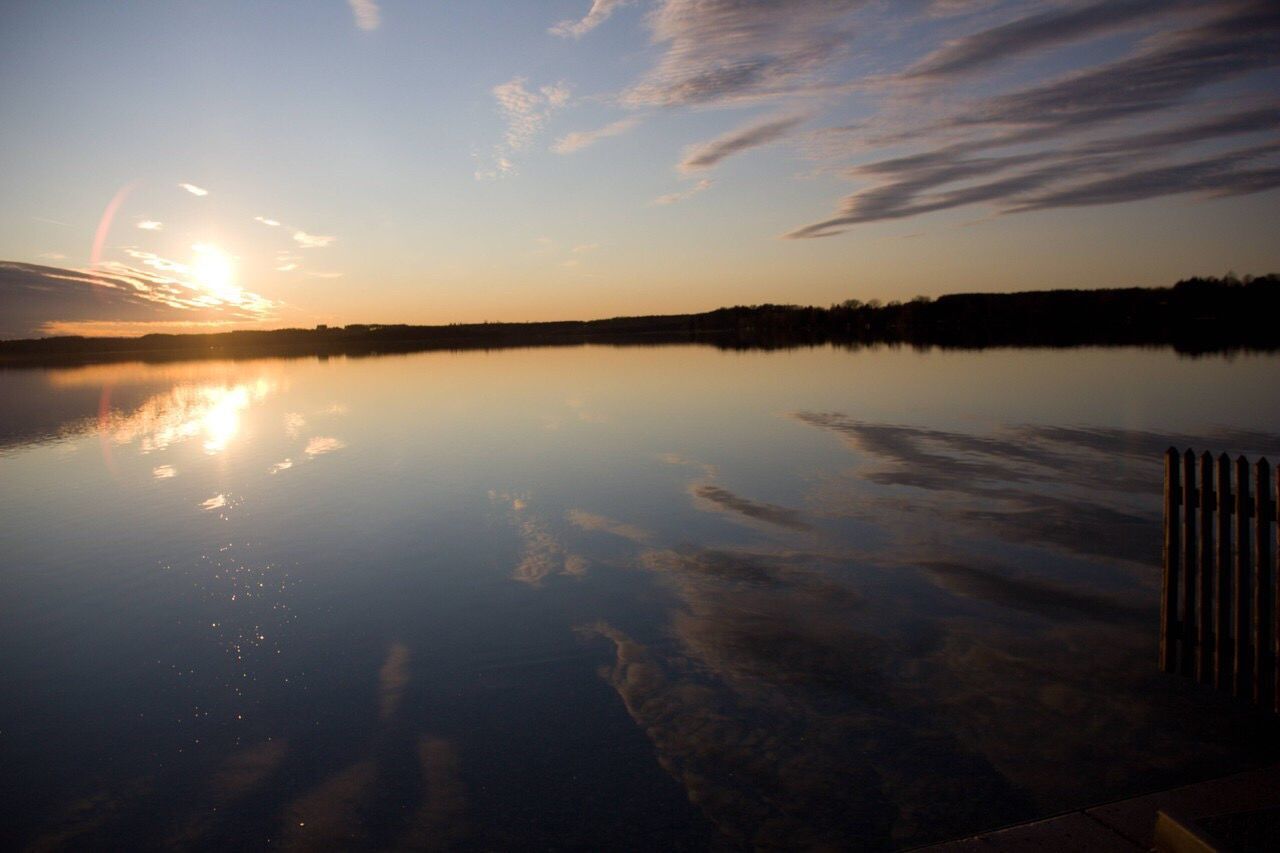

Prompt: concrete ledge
xmin=915 ymin=763 xmax=1280 ymax=852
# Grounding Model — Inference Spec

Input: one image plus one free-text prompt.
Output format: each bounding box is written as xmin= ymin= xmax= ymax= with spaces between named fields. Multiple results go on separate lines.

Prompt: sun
xmin=191 ymin=243 xmax=242 ymax=303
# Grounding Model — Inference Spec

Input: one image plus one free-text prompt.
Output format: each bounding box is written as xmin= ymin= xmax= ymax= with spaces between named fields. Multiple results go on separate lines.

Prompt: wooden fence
xmin=1161 ymin=448 xmax=1278 ymax=712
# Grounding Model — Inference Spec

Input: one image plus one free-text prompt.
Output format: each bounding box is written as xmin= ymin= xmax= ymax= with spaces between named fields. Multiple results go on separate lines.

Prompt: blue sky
xmin=1 ymin=0 xmax=1277 ymax=336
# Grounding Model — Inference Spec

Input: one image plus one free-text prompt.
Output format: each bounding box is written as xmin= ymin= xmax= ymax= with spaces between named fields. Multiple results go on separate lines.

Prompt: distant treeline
xmin=2 ymin=274 xmax=1277 ymax=366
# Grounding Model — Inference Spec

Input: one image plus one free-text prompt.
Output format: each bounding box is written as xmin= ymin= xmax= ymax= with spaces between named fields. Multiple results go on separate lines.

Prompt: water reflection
xmin=491 ymin=491 xmax=590 ymax=584
xmin=3 ymin=346 xmax=1280 ymax=850
xmin=100 ymin=378 xmax=276 ymax=455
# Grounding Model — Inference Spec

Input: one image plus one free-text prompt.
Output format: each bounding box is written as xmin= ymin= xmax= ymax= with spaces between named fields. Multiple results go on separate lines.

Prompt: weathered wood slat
xmin=1181 ymin=449 xmax=1197 ymax=676
xmin=1255 ymin=457 xmax=1273 ymax=706
xmin=1215 ymin=452 xmax=1233 ymax=689
xmin=1161 ymin=448 xmax=1180 ymax=673
xmin=1197 ymin=451 xmax=1214 ymax=683
xmin=1233 ymin=455 xmax=1253 ymax=700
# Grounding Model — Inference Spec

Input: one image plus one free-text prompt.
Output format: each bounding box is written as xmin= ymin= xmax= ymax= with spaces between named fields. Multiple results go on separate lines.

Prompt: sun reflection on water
xmin=98 ymin=377 xmax=277 ymax=455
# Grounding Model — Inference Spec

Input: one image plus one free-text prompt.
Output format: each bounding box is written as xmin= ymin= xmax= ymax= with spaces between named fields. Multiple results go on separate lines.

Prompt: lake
xmin=2 ymin=344 xmax=1278 ymax=850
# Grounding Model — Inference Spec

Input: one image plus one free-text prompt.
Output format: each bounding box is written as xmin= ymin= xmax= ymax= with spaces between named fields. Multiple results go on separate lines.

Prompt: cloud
xmin=178 ymin=183 xmax=208 ymax=196
xmin=478 ymin=77 xmax=572 ymax=179
xmin=1008 ymin=143 xmax=1280 ymax=211
xmin=137 ymin=220 xmax=163 ymax=231
xmin=680 ymin=114 xmax=806 ymax=172
xmin=293 ymin=230 xmax=335 ymax=249
xmin=652 ymin=178 xmax=712 ymax=205
xmin=550 ymin=0 xmax=632 ymax=39
xmin=906 ymin=0 xmax=1198 ymax=80
xmin=622 ymin=0 xmax=865 ymax=107
xmin=552 ymin=116 xmax=641 ymax=153
xmin=348 ymin=0 xmax=380 ymax=31
xmin=786 ymin=105 xmax=1280 ymax=237
xmin=950 ymin=4 xmax=1280 ymax=131
xmin=493 ymin=77 xmax=571 ymax=151
xmin=783 ymin=2 xmax=1280 ymax=237
xmin=254 ymin=216 xmax=280 ymax=227
xmin=0 ymin=260 xmax=275 ymax=339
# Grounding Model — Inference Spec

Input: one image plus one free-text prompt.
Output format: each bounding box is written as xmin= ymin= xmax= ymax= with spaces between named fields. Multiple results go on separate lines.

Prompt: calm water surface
xmin=2 ymin=344 xmax=1279 ymax=850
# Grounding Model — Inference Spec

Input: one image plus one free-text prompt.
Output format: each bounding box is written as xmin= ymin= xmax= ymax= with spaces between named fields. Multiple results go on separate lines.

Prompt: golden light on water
xmin=98 ymin=378 xmax=277 ymax=455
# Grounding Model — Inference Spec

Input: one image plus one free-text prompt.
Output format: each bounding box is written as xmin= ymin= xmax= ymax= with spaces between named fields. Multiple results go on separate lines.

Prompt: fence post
xmin=1255 ymin=458 xmax=1273 ymax=706
xmin=1234 ymin=456 xmax=1253 ymax=700
xmin=1161 ymin=448 xmax=1181 ymax=673
xmin=1216 ymin=453 xmax=1233 ymax=689
xmin=1197 ymin=451 xmax=1214 ymax=682
xmin=1181 ymin=449 xmax=1197 ymax=676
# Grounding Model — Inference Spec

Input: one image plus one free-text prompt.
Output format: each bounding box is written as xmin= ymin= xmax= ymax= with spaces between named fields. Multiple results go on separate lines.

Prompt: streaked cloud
xmin=622 ymin=0 xmax=865 ymax=107
xmin=906 ymin=0 xmax=1198 ymax=80
xmin=137 ymin=220 xmax=163 ymax=231
xmin=293 ymin=230 xmax=335 ymax=249
xmin=254 ymin=216 xmax=280 ymax=227
xmin=0 ymin=260 xmax=275 ymax=339
xmin=178 ymin=183 xmax=208 ymax=197
xmin=552 ymin=116 xmax=641 ymax=153
xmin=787 ymin=105 xmax=1280 ymax=238
xmin=652 ymin=178 xmax=712 ymax=205
xmin=348 ymin=0 xmax=380 ymax=32
xmin=550 ymin=0 xmax=633 ymax=39
xmin=680 ymin=114 xmax=806 ymax=172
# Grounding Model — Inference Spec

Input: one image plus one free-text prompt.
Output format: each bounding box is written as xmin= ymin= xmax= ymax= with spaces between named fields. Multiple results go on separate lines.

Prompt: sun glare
xmin=191 ymin=243 xmax=241 ymax=303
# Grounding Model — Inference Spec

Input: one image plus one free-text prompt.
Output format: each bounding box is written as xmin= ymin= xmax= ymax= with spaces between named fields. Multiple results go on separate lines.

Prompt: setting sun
xmin=190 ymin=243 xmax=240 ymax=304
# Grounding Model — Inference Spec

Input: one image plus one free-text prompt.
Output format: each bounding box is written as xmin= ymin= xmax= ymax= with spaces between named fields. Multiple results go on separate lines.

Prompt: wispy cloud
xmin=622 ymin=0 xmax=865 ymax=107
xmin=494 ymin=77 xmax=571 ymax=151
xmin=0 ymin=259 xmax=276 ymax=339
xmin=254 ymin=216 xmax=280 ymax=227
xmin=552 ymin=116 xmax=642 ymax=154
xmin=137 ymin=220 xmax=163 ymax=231
xmin=550 ymin=0 xmax=633 ymax=39
xmin=478 ymin=77 xmax=572 ymax=179
xmin=787 ymin=105 xmax=1280 ymax=238
xmin=178 ymin=183 xmax=208 ymax=197
xmin=293 ymin=230 xmax=335 ymax=249
xmin=653 ymin=178 xmax=712 ymax=205
xmin=905 ymin=0 xmax=1199 ymax=80
xmin=680 ymin=114 xmax=806 ymax=172
xmin=348 ymin=0 xmax=380 ymax=31
xmin=787 ymin=2 xmax=1280 ymax=237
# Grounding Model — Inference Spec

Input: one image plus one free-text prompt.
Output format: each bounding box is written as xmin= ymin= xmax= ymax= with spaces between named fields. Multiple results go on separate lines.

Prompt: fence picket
xmin=1160 ymin=450 xmax=1277 ymax=711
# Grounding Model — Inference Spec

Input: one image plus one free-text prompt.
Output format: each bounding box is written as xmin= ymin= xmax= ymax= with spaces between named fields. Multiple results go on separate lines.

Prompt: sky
xmin=0 ymin=0 xmax=1278 ymax=337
